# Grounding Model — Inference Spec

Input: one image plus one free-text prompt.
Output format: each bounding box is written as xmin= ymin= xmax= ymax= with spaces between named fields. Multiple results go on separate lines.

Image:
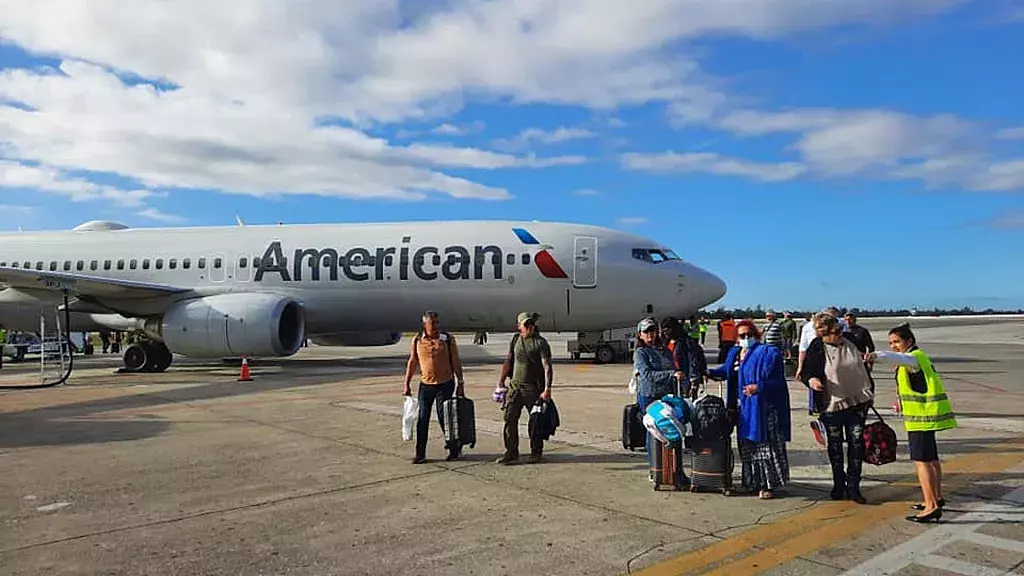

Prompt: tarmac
xmin=1 ymin=316 xmax=1022 ymax=575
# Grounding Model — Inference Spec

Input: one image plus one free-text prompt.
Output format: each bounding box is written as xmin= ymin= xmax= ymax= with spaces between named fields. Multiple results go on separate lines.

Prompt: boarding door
xmin=236 ymin=254 xmax=252 ymax=282
xmin=572 ymin=236 xmax=598 ymax=288
xmin=210 ymin=253 xmax=227 ymax=283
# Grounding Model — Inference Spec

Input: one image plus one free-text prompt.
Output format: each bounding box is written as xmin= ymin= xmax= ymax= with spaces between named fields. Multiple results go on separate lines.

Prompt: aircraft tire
xmin=123 ymin=343 xmax=148 ymax=372
xmin=149 ymin=343 xmax=173 ymax=373
xmin=595 ymin=345 xmax=616 ymax=365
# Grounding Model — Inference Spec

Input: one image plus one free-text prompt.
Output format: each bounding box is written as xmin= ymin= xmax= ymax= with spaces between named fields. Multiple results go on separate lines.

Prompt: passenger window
xmin=130 ymin=259 xmax=138 ymax=270
xmin=89 ymin=261 xmax=97 ymax=271
xmin=117 ymin=260 xmax=125 ymax=270
xmin=169 ymin=258 xmax=177 ymax=269
xmin=238 ymin=257 xmax=247 ymax=269
xmin=142 ymin=259 xmax=150 ymax=270
xmin=252 ymin=256 xmax=260 ymax=270
xmin=49 ymin=261 xmax=58 ymax=271
xmin=183 ymin=258 xmax=191 ymax=269
xmin=198 ymin=258 xmax=206 ymax=269
xmin=76 ymin=261 xmax=84 ymax=271
xmin=213 ymin=257 xmax=222 ymax=269
xmin=0 ymin=262 xmax=6 ymax=267
xmin=11 ymin=262 xmax=19 ymax=268
xmin=506 ymin=253 xmax=516 ymax=266
xmin=521 ymin=253 xmax=531 ymax=265
xmin=432 ymin=255 xmax=441 ymax=266
xmin=36 ymin=261 xmax=44 ymax=270
xmin=156 ymin=259 xmax=164 ymax=270
xmin=104 ymin=260 xmax=112 ymax=271
xmin=64 ymin=261 xmax=71 ymax=271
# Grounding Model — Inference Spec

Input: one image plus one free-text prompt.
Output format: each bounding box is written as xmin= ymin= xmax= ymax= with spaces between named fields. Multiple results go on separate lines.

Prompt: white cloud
xmin=135 ymin=207 xmax=186 ymax=223
xmin=622 ymin=151 xmax=806 ymax=182
xmin=0 ymin=0 xmax=986 ymax=212
xmin=617 ymin=217 xmax=648 ymax=225
xmin=518 ymin=127 xmax=597 ymax=144
xmin=432 ymin=122 xmax=485 ymax=136
xmin=0 ymin=204 xmax=33 ymax=214
xmin=494 ymin=126 xmax=597 ymax=150
xmin=997 ymin=127 xmax=1024 ymax=140
xmin=665 ymin=107 xmax=1024 ymax=191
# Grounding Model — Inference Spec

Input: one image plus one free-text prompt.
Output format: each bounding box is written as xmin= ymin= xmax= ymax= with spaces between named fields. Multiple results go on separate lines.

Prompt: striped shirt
xmin=762 ymin=320 xmax=785 ymax=349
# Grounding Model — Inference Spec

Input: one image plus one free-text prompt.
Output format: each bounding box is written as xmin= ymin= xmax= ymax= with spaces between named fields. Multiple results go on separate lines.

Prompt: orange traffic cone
xmin=238 ymin=356 xmax=253 ymax=381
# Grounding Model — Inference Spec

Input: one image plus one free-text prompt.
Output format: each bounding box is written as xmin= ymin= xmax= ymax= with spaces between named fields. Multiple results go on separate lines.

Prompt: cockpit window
xmin=632 ymin=248 xmax=682 ymax=263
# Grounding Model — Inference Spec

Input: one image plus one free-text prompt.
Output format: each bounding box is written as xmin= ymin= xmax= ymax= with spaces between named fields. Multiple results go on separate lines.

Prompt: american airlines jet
xmin=0 ymin=220 xmax=726 ymax=374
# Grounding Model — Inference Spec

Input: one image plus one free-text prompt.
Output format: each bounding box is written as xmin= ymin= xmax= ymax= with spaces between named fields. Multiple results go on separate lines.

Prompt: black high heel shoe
xmin=906 ymin=508 xmax=943 ymax=523
xmin=911 ymin=498 xmax=945 ymax=511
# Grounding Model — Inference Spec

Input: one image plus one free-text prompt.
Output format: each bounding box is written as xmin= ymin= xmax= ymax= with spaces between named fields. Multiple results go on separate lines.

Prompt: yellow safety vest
xmin=699 ymin=322 xmax=708 ymax=334
xmin=897 ymin=348 xmax=957 ymax=433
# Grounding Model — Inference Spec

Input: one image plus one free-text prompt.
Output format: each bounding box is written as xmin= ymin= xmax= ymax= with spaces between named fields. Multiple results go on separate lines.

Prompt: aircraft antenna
xmin=236 ymin=215 xmax=245 ymax=227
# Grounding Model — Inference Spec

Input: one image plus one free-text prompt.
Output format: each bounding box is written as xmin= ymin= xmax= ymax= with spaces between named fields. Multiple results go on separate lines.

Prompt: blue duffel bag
xmin=643 ymin=395 xmax=690 ymax=445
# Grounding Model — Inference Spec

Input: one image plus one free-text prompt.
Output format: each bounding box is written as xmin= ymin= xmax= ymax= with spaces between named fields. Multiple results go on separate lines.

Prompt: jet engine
xmin=310 ymin=331 xmax=403 ymax=347
xmin=145 ymin=294 xmax=305 ymax=358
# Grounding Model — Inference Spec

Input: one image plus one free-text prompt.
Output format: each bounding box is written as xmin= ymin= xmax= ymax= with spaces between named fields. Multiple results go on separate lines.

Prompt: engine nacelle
xmin=311 ymin=331 xmax=403 ymax=347
xmin=151 ymin=294 xmax=305 ymax=358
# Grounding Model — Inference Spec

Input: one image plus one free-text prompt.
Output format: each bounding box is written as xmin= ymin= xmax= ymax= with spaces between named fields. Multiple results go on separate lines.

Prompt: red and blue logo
xmin=512 ymin=227 xmax=568 ymax=279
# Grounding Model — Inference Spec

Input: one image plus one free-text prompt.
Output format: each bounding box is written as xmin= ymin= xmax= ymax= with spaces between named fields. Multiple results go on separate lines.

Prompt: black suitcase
xmin=651 ymin=436 xmax=686 ymax=491
xmin=622 ymin=403 xmax=647 ymax=451
xmin=440 ymin=396 xmax=477 ymax=451
xmin=686 ymin=436 xmax=733 ymax=495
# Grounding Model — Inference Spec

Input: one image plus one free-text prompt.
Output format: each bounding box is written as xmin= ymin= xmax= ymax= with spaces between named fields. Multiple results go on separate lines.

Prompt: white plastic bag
xmin=402 ymin=395 xmax=419 ymax=441
xmin=627 ymin=373 xmax=638 ymax=395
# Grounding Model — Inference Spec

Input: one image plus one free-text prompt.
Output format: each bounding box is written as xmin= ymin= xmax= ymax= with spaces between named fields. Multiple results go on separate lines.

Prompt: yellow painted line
xmin=634 ymin=439 xmax=1024 ymax=576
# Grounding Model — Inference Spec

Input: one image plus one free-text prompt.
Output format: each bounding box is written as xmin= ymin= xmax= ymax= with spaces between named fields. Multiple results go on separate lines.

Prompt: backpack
xmin=693 ymin=394 xmax=730 ymax=440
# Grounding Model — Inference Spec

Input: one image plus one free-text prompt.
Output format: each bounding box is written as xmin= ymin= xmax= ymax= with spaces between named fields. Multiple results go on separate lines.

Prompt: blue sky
xmin=1 ymin=1 xmax=1022 ymax=310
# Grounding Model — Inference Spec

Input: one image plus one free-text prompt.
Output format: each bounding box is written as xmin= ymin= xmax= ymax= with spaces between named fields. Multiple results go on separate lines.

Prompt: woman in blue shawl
xmin=708 ymin=319 xmax=791 ymax=499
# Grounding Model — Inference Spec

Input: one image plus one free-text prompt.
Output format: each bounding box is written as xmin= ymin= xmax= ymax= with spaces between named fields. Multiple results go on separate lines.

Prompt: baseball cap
xmin=517 ymin=312 xmax=539 ymax=326
xmin=637 ymin=317 xmax=658 ymax=333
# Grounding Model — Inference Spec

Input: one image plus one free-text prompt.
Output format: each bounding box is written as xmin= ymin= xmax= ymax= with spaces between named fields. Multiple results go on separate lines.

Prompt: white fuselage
xmin=0 ymin=220 xmax=726 ymax=337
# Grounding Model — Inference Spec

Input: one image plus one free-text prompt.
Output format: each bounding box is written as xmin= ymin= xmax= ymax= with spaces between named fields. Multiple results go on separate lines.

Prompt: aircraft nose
xmin=689 ymin=265 xmax=727 ymax=306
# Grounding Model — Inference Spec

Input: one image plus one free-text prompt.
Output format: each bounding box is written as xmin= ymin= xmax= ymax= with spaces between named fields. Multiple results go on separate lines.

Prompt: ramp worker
xmin=867 ymin=324 xmax=957 ymax=523
xmin=716 ymin=313 xmax=737 ymax=363
xmin=495 ymin=312 xmax=553 ymax=465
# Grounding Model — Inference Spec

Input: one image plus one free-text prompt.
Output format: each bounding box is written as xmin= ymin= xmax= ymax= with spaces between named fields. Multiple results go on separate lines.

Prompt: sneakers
xmin=495 ymin=455 xmax=517 ymax=465
xmin=528 ymin=454 xmax=543 ymax=464
xmin=412 ymin=456 xmax=427 ymax=465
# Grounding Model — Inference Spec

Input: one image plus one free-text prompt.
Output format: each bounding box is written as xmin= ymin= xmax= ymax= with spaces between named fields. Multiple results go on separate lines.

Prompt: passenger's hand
xmin=402 ymin=385 xmax=412 ymax=397
xmin=674 ymin=371 xmax=685 ymax=380
xmin=809 ymin=378 xmax=825 ymax=392
xmin=456 ymin=382 xmax=465 ymax=397
xmin=743 ymin=384 xmax=759 ymax=396
xmin=540 ymin=388 xmax=552 ymax=401
xmin=864 ymin=352 xmax=878 ymax=363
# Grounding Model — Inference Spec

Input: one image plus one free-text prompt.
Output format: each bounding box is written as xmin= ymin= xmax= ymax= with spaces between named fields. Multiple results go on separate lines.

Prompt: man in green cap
xmin=495 ymin=312 xmax=553 ymax=464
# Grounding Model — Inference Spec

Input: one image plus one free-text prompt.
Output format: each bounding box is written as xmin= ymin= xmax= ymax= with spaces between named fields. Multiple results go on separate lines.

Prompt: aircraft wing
xmin=0 ymin=266 xmax=188 ymax=300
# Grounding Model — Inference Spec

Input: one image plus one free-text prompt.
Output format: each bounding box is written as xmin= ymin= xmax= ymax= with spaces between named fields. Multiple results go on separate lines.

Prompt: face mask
xmin=738 ymin=337 xmax=754 ymax=348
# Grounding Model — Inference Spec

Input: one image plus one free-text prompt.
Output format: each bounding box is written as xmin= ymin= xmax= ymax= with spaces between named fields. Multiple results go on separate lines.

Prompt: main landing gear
xmin=121 ymin=340 xmax=173 ymax=373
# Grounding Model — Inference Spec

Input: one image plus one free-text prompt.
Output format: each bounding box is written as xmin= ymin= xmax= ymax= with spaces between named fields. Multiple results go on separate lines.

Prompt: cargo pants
xmin=501 ymin=386 xmax=544 ymax=460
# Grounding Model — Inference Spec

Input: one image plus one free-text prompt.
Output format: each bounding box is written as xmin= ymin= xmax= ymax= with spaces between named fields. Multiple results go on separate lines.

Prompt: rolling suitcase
xmin=440 ymin=396 xmax=477 ymax=453
xmin=650 ymin=436 xmax=686 ymax=491
xmin=686 ymin=379 xmax=734 ymax=495
xmin=622 ymin=403 xmax=647 ymax=451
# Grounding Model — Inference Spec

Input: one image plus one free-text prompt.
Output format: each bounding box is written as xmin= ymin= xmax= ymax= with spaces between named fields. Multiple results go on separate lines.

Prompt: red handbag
xmin=862 ymin=406 xmax=898 ymax=466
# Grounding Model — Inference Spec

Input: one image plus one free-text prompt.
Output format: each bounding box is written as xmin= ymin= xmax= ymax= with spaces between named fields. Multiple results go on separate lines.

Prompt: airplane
xmin=0 ymin=219 xmax=727 ymax=374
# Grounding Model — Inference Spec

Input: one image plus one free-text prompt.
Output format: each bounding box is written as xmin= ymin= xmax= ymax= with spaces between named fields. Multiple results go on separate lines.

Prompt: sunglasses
xmin=737 ymin=333 xmax=754 ymax=339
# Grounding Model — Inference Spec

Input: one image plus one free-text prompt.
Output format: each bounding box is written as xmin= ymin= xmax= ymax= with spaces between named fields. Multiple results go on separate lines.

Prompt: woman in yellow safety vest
xmin=866 ymin=324 xmax=956 ymax=523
